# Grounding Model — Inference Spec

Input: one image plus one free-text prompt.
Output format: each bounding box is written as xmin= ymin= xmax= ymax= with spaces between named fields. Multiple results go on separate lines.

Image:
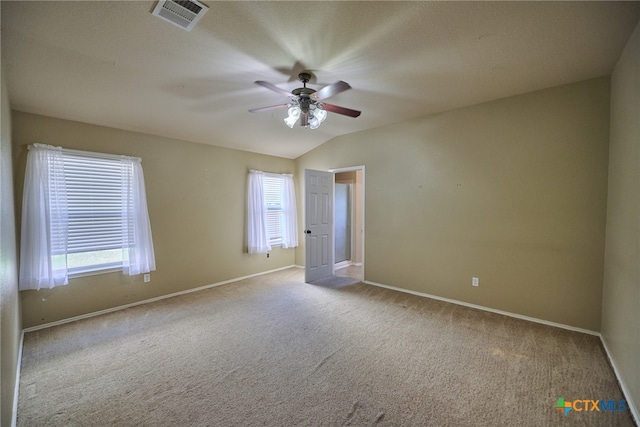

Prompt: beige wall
xmin=296 ymin=77 xmax=610 ymax=331
xmin=13 ymin=112 xmax=296 ymax=328
xmin=1 ymin=61 xmax=21 ymax=426
xmin=602 ymin=21 xmax=640 ymax=418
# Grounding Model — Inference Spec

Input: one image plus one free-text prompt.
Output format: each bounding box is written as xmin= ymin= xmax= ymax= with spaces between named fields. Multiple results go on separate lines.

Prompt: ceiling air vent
xmin=152 ymin=0 xmax=208 ymax=32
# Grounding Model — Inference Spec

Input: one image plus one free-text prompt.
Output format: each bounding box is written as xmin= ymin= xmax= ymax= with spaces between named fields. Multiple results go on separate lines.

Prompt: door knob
xmin=305 ymin=230 xmax=311 ymax=234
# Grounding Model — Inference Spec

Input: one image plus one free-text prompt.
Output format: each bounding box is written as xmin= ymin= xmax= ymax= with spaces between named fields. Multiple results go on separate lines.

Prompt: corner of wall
xmin=1 ymin=56 xmax=24 ymax=427
xmin=601 ymin=19 xmax=640 ymax=425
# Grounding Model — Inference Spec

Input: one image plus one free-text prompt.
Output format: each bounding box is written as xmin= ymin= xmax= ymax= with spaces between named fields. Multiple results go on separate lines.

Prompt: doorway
xmin=331 ymin=166 xmax=364 ymax=281
xmin=334 ymin=182 xmax=351 ymax=264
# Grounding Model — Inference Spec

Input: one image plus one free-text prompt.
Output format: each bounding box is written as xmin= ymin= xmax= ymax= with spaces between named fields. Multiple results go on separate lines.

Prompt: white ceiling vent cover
xmin=152 ymin=0 xmax=208 ymax=32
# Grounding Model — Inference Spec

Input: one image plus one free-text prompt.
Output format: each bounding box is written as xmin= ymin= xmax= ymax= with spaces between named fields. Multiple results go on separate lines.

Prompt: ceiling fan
xmin=249 ymin=72 xmax=361 ymax=129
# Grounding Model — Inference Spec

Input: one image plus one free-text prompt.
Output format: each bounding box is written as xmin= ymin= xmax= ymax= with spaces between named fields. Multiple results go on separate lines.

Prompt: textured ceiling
xmin=2 ymin=1 xmax=640 ymax=159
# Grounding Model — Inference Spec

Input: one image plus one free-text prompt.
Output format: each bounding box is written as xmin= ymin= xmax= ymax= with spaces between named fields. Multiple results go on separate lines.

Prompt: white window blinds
xmin=263 ymin=174 xmax=284 ymax=245
xmin=65 ymin=154 xmax=132 ymax=257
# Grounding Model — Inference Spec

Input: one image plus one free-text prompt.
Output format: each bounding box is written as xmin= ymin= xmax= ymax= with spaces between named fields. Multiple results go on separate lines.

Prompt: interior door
xmin=305 ymin=169 xmax=334 ymax=282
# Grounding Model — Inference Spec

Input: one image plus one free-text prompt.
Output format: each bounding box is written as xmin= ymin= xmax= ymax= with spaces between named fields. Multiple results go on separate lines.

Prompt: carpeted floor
xmin=17 ymin=267 xmax=633 ymax=426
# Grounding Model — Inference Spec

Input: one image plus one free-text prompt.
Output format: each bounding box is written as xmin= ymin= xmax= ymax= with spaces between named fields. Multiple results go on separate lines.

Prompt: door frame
xmin=329 ymin=165 xmax=365 ymax=279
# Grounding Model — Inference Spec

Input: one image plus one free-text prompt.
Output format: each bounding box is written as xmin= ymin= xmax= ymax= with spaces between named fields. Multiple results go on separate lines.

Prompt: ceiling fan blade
xmin=312 ymin=81 xmax=351 ymax=101
xmin=248 ymin=104 xmax=290 ymax=113
xmin=300 ymin=111 xmax=309 ymax=127
xmin=254 ymin=80 xmax=295 ymax=99
xmin=322 ymin=103 xmax=361 ymax=118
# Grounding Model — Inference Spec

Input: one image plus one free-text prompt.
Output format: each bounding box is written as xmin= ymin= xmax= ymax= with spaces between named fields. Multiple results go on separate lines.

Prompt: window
xmin=247 ymin=170 xmax=297 ymax=254
xmin=19 ymin=144 xmax=156 ymax=290
xmin=263 ymin=174 xmax=284 ymax=246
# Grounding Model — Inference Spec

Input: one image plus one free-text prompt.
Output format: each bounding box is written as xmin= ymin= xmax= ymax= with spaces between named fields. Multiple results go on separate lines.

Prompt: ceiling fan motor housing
xmin=292 ymin=86 xmax=316 ymax=113
xmin=298 ymin=72 xmax=312 ymax=84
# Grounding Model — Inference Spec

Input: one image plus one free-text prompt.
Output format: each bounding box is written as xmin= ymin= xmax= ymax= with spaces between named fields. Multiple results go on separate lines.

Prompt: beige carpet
xmin=18 ymin=267 xmax=632 ymax=426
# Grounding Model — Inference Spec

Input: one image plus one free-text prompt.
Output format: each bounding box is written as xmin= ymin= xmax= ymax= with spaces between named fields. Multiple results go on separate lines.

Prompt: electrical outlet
xmin=144 ymin=273 xmax=151 ymax=283
xmin=472 ymin=277 xmax=479 ymax=287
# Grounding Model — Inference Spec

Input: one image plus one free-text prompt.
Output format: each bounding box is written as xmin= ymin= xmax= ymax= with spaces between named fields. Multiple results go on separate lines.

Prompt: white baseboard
xmin=363 ymin=279 xmax=599 ymax=335
xmin=334 ymin=260 xmax=352 ymax=270
xmin=23 ymin=265 xmax=297 ymax=333
xmin=12 ymin=330 xmax=24 ymax=427
xmin=600 ymin=335 xmax=639 ymax=425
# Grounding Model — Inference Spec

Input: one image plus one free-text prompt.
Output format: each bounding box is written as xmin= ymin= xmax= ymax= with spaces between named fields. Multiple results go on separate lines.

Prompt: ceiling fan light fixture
xmin=309 ymin=116 xmax=320 ymax=129
xmin=314 ymin=108 xmax=327 ymax=123
xmin=288 ymin=106 xmax=301 ymax=119
xmin=284 ymin=106 xmax=301 ymax=128
xmin=307 ymin=107 xmax=326 ymax=129
xmin=284 ymin=116 xmax=298 ymax=128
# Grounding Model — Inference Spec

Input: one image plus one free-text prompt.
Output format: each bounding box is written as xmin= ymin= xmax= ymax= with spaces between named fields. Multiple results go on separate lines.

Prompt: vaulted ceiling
xmin=3 ymin=1 xmax=640 ymax=159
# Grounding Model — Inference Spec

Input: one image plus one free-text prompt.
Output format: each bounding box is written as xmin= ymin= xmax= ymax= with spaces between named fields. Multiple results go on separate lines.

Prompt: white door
xmin=305 ymin=169 xmax=334 ymax=282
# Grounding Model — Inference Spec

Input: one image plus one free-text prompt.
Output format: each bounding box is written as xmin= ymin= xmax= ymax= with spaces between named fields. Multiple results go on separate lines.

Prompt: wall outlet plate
xmin=472 ymin=277 xmax=479 ymax=287
xmin=144 ymin=273 xmax=151 ymax=283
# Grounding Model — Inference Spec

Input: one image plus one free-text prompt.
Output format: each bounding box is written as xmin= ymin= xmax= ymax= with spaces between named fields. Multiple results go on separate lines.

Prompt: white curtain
xmin=19 ymin=144 xmax=69 ymax=290
xmin=281 ymin=174 xmax=298 ymax=248
xmin=247 ymin=170 xmax=271 ymax=254
xmin=121 ymin=158 xmax=156 ymax=275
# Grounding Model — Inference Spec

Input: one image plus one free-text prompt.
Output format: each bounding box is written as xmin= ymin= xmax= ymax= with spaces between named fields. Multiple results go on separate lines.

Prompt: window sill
xmin=68 ymin=266 xmax=122 ymax=279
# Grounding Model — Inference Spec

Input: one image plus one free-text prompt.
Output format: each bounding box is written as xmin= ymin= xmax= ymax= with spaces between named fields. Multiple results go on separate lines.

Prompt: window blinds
xmin=263 ymin=174 xmax=283 ymax=245
xmin=63 ymin=154 xmax=134 ymax=255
